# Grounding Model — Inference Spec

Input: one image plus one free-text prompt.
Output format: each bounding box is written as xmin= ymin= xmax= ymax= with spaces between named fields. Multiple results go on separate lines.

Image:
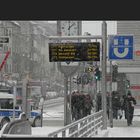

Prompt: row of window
xmin=3 ymin=63 xmax=12 ymax=73
xmin=0 ymin=27 xmax=12 ymax=37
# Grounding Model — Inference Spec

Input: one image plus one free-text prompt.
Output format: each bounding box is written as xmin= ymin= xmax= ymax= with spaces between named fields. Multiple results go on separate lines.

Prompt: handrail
xmin=1 ymin=110 xmax=103 ymax=138
xmin=48 ymin=110 xmax=103 ymax=137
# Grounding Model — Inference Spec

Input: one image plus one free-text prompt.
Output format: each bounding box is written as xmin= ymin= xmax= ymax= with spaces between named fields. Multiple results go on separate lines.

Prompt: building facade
xmin=0 ymin=21 xmax=57 ymax=83
xmin=117 ymin=21 xmax=140 ymax=104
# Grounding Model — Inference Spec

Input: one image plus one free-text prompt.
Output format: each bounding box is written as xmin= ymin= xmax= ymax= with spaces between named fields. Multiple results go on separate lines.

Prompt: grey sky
xmin=82 ymin=21 xmax=117 ymax=35
xmin=48 ymin=21 xmax=117 ymax=35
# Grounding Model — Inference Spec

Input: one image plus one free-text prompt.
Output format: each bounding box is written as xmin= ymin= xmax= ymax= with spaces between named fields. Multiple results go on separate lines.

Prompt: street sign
xmin=49 ymin=42 xmax=100 ymax=62
xmin=0 ymin=36 xmax=9 ymax=44
xmin=108 ymin=35 xmax=133 ymax=60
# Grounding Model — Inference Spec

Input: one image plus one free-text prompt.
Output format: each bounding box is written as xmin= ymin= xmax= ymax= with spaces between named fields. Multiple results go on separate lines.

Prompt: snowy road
xmin=42 ymin=104 xmax=64 ymax=126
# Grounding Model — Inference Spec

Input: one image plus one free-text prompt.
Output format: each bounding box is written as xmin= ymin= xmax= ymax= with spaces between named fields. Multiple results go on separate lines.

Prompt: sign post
xmin=101 ymin=21 xmax=107 ymax=129
xmin=109 ymin=61 xmax=113 ymax=128
xmin=48 ymin=25 xmax=104 ymax=127
xmin=108 ymin=35 xmax=134 ymax=128
xmin=49 ymin=42 xmax=100 ymax=126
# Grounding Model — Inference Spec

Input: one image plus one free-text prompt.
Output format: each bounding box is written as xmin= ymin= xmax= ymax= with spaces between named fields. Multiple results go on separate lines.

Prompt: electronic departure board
xmin=49 ymin=42 xmax=100 ymax=62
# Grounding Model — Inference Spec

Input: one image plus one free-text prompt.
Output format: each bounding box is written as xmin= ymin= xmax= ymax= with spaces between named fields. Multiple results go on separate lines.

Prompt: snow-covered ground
xmin=32 ymin=126 xmax=64 ymax=136
xmin=108 ymin=127 xmax=140 ymax=137
xmin=43 ymin=104 xmax=64 ymax=120
xmin=106 ymin=108 xmax=140 ymax=137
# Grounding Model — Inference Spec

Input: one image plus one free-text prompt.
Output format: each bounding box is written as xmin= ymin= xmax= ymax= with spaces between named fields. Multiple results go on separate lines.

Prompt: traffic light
xmin=94 ymin=67 xmax=101 ymax=80
xmin=112 ymin=64 xmax=118 ymax=82
xmin=126 ymin=80 xmax=130 ymax=88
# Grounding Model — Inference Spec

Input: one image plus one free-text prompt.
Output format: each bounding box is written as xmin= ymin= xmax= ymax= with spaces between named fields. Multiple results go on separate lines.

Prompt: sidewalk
xmin=108 ymin=127 xmax=140 ymax=137
xmin=32 ymin=126 xmax=64 ymax=136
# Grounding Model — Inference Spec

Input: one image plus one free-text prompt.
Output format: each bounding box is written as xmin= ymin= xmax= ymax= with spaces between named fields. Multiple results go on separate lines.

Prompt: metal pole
xmin=41 ymin=82 xmax=43 ymax=127
xmin=22 ymin=78 xmax=28 ymax=119
xmin=109 ymin=61 xmax=113 ymax=127
xmin=64 ymin=75 xmax=68 ymax=125
xmin=39 ymin=97 xmax=44 ymax=127
xmin=57 ymin=21 xmax=69 ymax=125
xmin=41 ymin=104 xmax=43 ymax=127
xmin=69 ymin=76 xmax=72 ymax=123
xmin=13 ymin=84 xmax=16 ymax=120
xmin=101 ymin=21 xmax=107 ymax=129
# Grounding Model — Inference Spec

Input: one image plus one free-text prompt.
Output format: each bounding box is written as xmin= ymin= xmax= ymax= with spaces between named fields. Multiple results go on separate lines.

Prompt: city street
xmin=0 ymin=20 xmax=140 ymax=137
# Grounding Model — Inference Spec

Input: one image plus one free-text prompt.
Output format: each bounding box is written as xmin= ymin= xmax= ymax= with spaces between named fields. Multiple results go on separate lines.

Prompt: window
xmin=4 ymin=28 xmax=12 ymax=37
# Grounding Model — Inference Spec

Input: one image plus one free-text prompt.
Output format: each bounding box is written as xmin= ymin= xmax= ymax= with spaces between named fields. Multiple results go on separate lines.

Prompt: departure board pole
xmin=50 ymin=22 xmax=103 ymax=126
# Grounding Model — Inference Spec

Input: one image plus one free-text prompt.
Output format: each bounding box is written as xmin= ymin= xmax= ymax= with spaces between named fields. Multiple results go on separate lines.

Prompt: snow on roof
xmin=29 ymin=21 xmax=38 ymax=25
xmin=11 ymin=21 xmax=20 ymax=26
xmin=0 ymin=92 xmax=13 ymax=99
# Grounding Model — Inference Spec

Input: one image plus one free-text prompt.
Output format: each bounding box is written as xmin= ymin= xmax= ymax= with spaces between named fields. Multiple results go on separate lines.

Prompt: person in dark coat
xmin=96 ymin=91 xmax=102 ymax=112
xmin=106 ymin=92 xmax=110 ymax=119
xmin=71 ymin=91 xmax=76 ymax=121
xmin=78 ymin=93 xmax=85 ymax=119
xmin=112 ymin=94 xmax=121 ymax=119
xmin=122 ymin=91 xmax=137 ymax=126
xmin=121 ymin=95 xmax=127 ymax=119
xmin=84 ymin=94 xmax=93 ymax=116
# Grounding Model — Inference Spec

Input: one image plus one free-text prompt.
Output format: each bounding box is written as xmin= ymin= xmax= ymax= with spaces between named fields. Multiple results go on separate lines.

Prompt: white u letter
xmin=114 ymin=48 xmax=129 ymax=58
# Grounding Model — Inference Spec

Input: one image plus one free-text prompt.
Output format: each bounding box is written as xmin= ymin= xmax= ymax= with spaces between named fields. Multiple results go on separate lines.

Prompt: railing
xmin=1 ymin=110 xmax=103 ymax=138
xmin=48 ymin=110 xmax=103 ymax=137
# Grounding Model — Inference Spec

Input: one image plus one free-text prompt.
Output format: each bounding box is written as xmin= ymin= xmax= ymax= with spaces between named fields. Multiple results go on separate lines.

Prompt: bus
xmin=0 ymin=90 xmax=41 ymax=129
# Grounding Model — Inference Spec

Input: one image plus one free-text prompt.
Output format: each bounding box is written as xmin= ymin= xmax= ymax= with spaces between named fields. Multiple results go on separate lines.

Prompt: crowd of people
xmin=69 ymin=89 xmax=137 ymax=126
xmin=70 ymin=91 xmax=94 ymax=121
xmin=96 ymin=90 xmax=137 ymax=126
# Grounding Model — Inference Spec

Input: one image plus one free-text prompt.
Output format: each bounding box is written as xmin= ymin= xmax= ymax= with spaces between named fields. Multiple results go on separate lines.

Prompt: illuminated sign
xmin=49 ymin=42 xmax=100 ymax=62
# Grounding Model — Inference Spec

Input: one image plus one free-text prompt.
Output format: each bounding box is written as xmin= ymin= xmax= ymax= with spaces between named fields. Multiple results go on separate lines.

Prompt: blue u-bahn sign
xmin=108 ymin=35 xmax=134 ymax=60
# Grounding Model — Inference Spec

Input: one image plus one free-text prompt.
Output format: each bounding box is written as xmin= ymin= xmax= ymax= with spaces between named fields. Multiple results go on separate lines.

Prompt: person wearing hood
xmin=122 ymin=91 xmax=137 ymax=126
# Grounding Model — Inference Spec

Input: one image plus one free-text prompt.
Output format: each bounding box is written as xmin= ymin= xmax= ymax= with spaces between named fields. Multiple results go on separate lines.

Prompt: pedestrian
xmin=122 ymin=95 xmax=127 ymax=119
xmin=106 ymin=92 xmax=110 ymax=119
xmin=112 ymin=93 xmax=121 ymax=119
xmin=84 ymin=94 xmax=93 ymax=116
xmin=96 ymin=91 xmax=102 ymax=112
xmin=71 ymin=91 xmax=76 ymax=121
xmin=122 ymin=91 xmax=137 ymax=126
xmin=78 ymin=93 xmax=85 ymax=119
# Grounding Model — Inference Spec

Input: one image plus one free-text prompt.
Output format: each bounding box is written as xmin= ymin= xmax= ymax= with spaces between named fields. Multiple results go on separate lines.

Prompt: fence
xmin=1 ymin=110 xmax=103 ymax=138
xmin=48 ymin=110 xmax=103 ymax=137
